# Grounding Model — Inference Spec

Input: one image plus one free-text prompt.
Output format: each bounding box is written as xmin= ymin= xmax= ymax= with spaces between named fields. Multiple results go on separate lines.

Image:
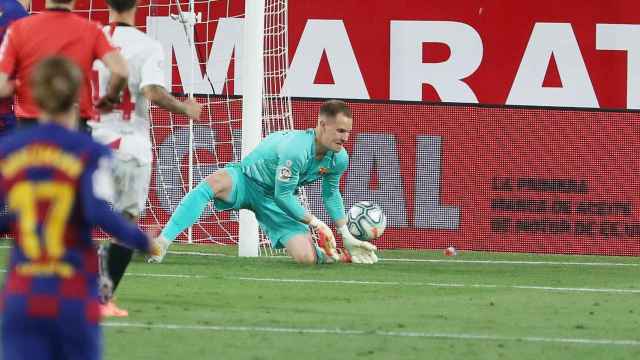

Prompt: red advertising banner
xmin=299 ymin=100 xmax=640 ymax=255
xmin=31 ymin=0 xmax=640 ymax=108
xmin=287 ymin=0 xmax=640 ymax=108
xmin=143 ymin=99 xmax=640 ymax=256
xmin=22 ymin=0 xmax=640 ymax=255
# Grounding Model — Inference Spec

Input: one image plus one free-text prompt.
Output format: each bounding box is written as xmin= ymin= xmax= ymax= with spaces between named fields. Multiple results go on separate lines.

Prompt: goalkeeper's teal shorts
xmin=213 ymin=165 xmax=309 ymax=249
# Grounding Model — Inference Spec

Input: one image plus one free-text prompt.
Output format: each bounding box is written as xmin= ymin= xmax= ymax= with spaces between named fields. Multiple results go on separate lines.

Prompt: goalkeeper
xmin=150 ymin=99 xmax=377 ymax=264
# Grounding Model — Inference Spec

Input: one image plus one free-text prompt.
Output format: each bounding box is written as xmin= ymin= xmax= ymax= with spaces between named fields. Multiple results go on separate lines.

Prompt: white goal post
xmin=238 ymin=0 xmax=264 ymax=257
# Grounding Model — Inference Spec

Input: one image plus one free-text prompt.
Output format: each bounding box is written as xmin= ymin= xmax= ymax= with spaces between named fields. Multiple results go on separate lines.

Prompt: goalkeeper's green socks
xmin=314 ymin=244 xmax=342 ymax=264
xmin=314 ymin=244 xmax=327 ymax=264
xmin=161 ymin=181 xmax=215 ymax=242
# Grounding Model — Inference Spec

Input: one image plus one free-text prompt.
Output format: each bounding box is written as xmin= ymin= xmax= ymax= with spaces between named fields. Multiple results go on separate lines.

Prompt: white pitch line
xmin=234 ymin=277 xmax=640 ymax=294
xmin=102 ymin=321 xmax=640 ymax=347
xmin=165 ymin=249 xmax=640 ymax=268
xmin=382 ymin=258 xmax=640 ymax=267
xmin=1 ymin=245 xmax=639 ymax=267
xmin=0 ymin=268 xmax=637 ymax=293
xmin=126 ymin=272 xmax=206 ymax=279
xmin=0 ymin=268 xmax=204 ymax=278
xmin=167 ymin=250 xmax=228 ymax=257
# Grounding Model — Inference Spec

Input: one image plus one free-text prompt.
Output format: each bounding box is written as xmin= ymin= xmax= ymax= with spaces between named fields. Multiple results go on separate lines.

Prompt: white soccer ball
xmin=347 ymin=201 xmax=387 ymax=241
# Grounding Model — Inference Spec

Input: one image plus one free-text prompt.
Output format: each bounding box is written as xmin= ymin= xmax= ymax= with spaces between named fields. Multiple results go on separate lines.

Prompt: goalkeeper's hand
xmin=309 ymin=215 xmax=339 ymax=261
xmin=337 ymin=224 xmax=378 ymax=264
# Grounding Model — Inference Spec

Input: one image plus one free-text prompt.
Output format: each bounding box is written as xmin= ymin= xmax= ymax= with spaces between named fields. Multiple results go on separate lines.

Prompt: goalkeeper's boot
xmin=147 ymin=235 xmax=171 ymax=263
xmin=100 ymin=298 xmax=129 ymax=318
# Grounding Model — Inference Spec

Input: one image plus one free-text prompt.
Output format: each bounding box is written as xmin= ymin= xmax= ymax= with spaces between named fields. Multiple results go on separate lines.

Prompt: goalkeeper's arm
xmin=320 ymin=157 xmax=378 ymax=264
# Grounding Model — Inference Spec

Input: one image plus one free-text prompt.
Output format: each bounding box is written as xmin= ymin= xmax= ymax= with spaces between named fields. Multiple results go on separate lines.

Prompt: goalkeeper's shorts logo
xmin=277 ymin=166 xmax=292 ymax=182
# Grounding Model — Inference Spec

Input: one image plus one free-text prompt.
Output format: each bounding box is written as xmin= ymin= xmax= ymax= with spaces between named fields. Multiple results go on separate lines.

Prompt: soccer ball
xmin=347 ymin=201 xmax=387 ymax=241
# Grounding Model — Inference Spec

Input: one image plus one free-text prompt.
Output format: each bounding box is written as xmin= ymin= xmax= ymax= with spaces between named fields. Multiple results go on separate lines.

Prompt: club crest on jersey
xmin=278 ymin=166 xmax=292 ymax=182
xmin=319 ymin=167 xmax=329 ymax=175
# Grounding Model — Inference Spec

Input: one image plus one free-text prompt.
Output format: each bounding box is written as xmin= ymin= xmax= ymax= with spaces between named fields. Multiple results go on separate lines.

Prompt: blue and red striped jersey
xmin=0 ymin=123 xmax=150 ymax=323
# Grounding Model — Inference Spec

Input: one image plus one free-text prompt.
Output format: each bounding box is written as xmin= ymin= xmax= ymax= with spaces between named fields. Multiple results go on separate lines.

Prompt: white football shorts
xmin=111 ymin=155 xmax=151 ymax=217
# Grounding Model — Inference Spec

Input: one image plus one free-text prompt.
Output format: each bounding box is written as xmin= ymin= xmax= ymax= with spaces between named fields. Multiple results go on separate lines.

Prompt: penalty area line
xmin=102 ymin=321 xmax=640 ymax=347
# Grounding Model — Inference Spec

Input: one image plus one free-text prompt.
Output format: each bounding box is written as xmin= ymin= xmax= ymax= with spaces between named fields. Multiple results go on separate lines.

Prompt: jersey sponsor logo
xmin=277 ymin=165 xmax=292 ymax=182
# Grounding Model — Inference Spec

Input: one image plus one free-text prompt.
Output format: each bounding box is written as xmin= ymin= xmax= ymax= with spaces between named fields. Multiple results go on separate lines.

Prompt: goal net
xmin=54 ymin=0 xmax=295 ymax=255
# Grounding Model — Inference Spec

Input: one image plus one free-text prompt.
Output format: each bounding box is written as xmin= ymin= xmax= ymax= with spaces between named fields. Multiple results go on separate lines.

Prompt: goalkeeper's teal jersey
xmin=235 ymin=129 xmax=348 ymax=223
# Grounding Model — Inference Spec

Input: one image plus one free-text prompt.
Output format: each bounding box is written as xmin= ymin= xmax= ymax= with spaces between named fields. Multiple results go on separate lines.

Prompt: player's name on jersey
xmin=0 ymin=144 xmax=83 ymax=178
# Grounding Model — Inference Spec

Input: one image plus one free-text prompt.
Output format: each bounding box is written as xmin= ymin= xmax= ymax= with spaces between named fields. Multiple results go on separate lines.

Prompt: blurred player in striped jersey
xmin=150 ymin=100 xmax=379 ymax=265
xmin=0 ymin=57 xmax=159 ymax=360
xmin=0 ymin=0 xmax=27 ymax=136
xmin=90 ymin=0 xmax=202 ymax=317
xmin=0 ymin=0 xmax=128 ymax=132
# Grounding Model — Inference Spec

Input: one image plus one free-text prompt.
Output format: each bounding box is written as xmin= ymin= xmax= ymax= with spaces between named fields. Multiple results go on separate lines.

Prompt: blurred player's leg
xmin=108 ymin=241 xmax=133 ymax=292
xmin=101 ymin=241 xmax=132 ymax=318
xmin=100 ymin=158 xmax=150 ymax=317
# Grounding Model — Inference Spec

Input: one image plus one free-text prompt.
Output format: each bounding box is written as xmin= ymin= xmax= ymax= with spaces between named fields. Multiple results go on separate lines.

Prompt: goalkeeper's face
xmin=319 ymin=113 xmax=352 ymax=152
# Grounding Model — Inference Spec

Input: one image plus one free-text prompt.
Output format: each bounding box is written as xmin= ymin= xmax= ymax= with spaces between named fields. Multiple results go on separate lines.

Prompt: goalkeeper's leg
xmin=285 ymin=234 xmax=337 ymax=265
xmin=149 ymin=170 xmax=234 ymax=263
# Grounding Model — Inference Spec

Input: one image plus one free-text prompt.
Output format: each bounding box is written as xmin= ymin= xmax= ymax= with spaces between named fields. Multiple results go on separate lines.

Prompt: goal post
xmin=238 ymin=0 xmax=265 ymax=257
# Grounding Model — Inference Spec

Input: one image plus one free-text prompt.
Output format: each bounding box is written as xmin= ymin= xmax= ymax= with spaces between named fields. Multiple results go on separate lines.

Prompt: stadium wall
xmin=31 ymin=0 xmax=640 ymax=255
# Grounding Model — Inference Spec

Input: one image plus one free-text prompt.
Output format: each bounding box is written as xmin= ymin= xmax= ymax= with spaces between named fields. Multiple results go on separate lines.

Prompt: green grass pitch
xmin=1 ymin=241 xmax=640 ymax=359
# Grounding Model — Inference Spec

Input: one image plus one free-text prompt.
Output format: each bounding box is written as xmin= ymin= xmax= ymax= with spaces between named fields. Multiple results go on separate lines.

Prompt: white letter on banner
xmin=414 ymin=136 xmax=460 ymax=230
xmin=507 ymin=23 xmax=598 ymax=107
xmin=390 ymin=21 xmax=482 ymax=102
xmin=596 ymin=24 xmax=640 ymax=109
xmin=283 ymin=20 xmax=369 ymax=99
xmin=147 ymin=17 xmax=242 ymax=95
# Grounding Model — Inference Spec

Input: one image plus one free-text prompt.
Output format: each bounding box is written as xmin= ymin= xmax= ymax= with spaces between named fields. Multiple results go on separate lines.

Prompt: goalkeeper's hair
xmin=106 ymin=0 xmax=137 ymax=13
xmin=319 ymin=99 xmax=352 ymax=119
xmin=31 ymin=57 xmax=82 ymax=115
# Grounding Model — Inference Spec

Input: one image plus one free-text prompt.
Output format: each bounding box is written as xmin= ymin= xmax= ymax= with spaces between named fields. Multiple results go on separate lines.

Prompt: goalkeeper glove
xmin=309 ymin=215 xmax=339 ymax=261
xmin=337 ymin=224 xmax=378 ymax=264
